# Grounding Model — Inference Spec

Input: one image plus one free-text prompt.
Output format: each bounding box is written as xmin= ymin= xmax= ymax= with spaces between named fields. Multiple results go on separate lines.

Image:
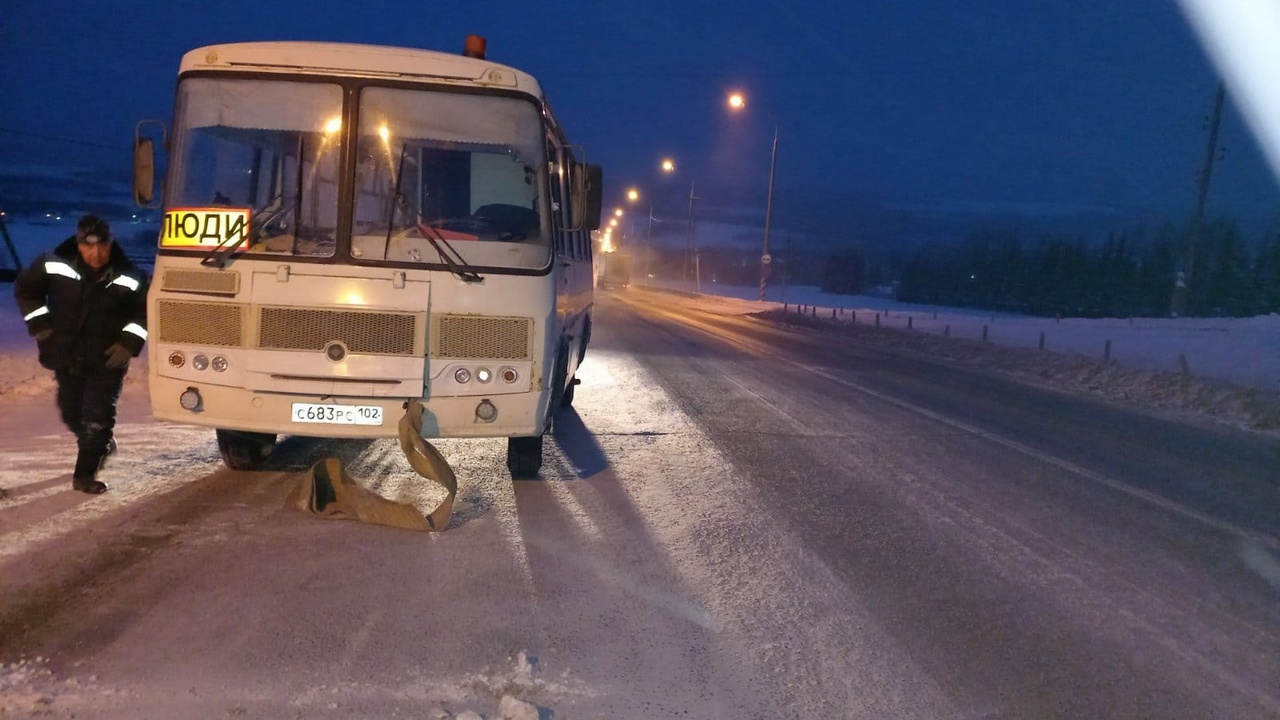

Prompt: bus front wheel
xmin=507 ymin=435 xmax=543 ymax=479
xmin=216 ymin=429 xmax=277 ymax=471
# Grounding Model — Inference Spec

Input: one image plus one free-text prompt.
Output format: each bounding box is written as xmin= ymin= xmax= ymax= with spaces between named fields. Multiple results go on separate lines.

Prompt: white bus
xmin=134 ymin=39 xmax=602 ymax=478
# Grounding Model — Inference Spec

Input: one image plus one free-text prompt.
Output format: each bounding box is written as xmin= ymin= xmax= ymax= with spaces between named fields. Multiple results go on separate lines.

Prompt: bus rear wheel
xmin=216 ymin=429 xmax=277 ymax=471
xmin=507 ymin=435 xmax=543 ymax=479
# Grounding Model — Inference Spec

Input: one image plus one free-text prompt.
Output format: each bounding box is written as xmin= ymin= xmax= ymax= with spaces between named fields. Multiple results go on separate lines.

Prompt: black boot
xmin=99 ymin=438 xmax=118 ymax=470
xmin=73 ymin=447 xmax=108 ymax=494
xmin=72 ymin=476 xmax=109 ymax=494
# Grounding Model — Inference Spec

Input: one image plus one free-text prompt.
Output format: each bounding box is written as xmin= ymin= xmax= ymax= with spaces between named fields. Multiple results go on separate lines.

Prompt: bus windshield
xmin=350 ymin=87 xmax=550 ymax=271
xmin=167 ymin=78 xmax=343 ymax=258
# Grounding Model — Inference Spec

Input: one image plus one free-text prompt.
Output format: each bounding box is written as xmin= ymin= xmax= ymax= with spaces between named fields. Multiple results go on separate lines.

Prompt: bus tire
xmin=507 ymin=435 xmax=543 ymax=478
xmin=216 ymin=429 xmax=277 ymax=471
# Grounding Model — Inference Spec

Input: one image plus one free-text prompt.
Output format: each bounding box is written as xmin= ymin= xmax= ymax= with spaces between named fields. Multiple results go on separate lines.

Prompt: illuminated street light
xmin=627 ymin=188 xmax=640 ymax=202
xmin=661 ymin=158 xmax=675 ymax=174
xmin=727 ymin=90 xmax=778 ymax=302
xmin=614 ymin=208 xmax=624 ymax=217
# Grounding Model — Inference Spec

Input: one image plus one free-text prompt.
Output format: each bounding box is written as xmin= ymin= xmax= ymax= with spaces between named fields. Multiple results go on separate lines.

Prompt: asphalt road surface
xmin=1 ymin=287 xmax=1277 ymax=719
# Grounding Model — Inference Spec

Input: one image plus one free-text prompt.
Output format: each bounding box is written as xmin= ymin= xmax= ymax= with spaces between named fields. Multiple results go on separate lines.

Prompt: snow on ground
xmin=636 ymin=279 xmax=1280 ymax=435
xmin=647 ymin=278 xmax=1280 ymax=391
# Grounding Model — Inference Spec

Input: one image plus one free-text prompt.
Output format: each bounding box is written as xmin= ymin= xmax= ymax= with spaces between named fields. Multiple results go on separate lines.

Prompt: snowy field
xmin=640 ymin=277 xmax=1280 ymax=392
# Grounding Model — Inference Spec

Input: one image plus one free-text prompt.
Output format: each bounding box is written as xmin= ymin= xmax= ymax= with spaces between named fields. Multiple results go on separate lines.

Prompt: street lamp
xmin=632 ymin=161 xmax=678 ymax=285
xmin=728 ymin=91 xmax=778 ymax=302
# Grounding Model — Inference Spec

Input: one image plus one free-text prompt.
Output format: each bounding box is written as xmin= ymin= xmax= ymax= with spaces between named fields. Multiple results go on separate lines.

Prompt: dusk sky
xmin=1 ymin=0 xmax=1277 ymax=239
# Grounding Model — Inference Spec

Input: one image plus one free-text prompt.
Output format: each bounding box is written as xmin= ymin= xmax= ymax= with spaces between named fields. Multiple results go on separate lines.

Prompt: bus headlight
xmin=455 ymin=368 xmax=472 ymax=384
xmin=475 ymin=399 xmax=497 ymax=423
xmin=179 ymin=387 xmax=202 ymax=411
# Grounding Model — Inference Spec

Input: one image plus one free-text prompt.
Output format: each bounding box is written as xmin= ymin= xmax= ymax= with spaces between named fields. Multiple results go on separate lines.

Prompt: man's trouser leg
xmin=54 ymin=367 xmax=86 ymax=438
xmin=68 ymin=367 xmax=126 ymax=481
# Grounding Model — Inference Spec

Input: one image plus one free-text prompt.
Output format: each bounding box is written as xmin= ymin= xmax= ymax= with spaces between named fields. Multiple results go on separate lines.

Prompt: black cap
xmin=75 ymin=215 xmax=112 ymax=245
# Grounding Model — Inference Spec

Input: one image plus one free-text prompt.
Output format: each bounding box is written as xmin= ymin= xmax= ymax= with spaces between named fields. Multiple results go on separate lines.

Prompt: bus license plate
xmin=291 ymin=402 xmax=384 ymax=426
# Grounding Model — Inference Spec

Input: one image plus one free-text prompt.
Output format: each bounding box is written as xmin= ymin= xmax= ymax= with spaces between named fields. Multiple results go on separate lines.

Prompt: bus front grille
xmin=430 ymin=315 xmax=532 ymax=360
xmin=258 ymin=307 xmax=420 ymax=356
xmin=156 ymin=300 xmax=245 ymax=346
xmin=160 ymin=268 xmax=239 ymax=295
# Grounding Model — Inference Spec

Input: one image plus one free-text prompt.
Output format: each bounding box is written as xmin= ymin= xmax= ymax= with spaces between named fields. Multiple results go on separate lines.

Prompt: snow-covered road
xmin=1 ymin=289 xmax=1277 ymax=719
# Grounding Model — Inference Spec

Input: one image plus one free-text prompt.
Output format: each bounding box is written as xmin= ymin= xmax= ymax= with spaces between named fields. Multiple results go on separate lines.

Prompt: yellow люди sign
xmin=160 ymin=208 xmax=250 ymax=248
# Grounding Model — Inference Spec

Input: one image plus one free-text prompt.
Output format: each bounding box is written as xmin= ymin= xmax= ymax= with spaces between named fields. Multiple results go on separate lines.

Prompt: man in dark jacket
xmin=13 ymin=215 xmax=149 ymax=494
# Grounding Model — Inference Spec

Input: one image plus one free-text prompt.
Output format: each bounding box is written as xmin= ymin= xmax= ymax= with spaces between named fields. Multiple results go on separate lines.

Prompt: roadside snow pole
xmin=982 ymin=325 xmax=989 ymax=341
xmin=907 ymin=316 xmax=913 ymax=329
xmin=1039 ymin=331 xmax=1046 ymax=350
xmin=1104 ymin=339 xmax=1112 ymax=363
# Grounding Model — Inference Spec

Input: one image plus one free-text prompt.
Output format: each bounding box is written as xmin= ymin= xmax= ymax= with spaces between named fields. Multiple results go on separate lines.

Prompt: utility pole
xmin=684 ymin=181 xmax=699 ymax=289
xmin=1171 ymin=81 xmax=1225 ymax=317
xmin=759 ymin=126 xmax=779 ymax=301
xmin=644 ymin=204 xmax=653 ymax=286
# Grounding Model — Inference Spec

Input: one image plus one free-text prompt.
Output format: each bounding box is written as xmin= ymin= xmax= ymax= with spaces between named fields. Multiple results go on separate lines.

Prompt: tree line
xmin=890 ymin=221 xmax=1280 ymax=318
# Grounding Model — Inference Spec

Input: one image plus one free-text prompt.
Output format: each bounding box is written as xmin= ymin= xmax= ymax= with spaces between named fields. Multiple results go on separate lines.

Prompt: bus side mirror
xmin=134 ymin=119 xmax=166 ymax=208
xmin=134 ymin=137 xmax=155 ymax=205
xmin=582 ymin=163 xmax=603 ymax=231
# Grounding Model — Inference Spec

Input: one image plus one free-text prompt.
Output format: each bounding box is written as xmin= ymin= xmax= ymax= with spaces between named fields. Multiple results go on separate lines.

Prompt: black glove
xmin=33 ymin=328 xmax=53 ymax=342
xmin=104 ymin=342 xmax=133 ymax=369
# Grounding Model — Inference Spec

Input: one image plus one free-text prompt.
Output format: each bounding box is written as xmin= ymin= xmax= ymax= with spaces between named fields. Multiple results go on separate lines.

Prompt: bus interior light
xmin=476 ymin=367 xmax=492 ymax=383
xmin=455 ymin=368 xmax=472 ymax=384
xmin=211 ymin=356 xmax=228 ymax=372
xmin=475 ymin=399 xmax=497 ymax=422
xmin=168 ymin=351 xmax=186 ymax=368
xmin=192 ymin=354 xmax=209 ymax=371
xmin=500 ymin=367 xmax=518 ymax=383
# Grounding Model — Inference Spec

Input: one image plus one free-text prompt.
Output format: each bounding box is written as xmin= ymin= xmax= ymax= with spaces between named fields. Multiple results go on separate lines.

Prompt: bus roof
xmin=178 ymin=41 xmax=543 ymax=97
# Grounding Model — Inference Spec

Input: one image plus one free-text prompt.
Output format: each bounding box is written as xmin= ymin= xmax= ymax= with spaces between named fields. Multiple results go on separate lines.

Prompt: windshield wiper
xmin=381 ymin=143 xmax=483 ymax=283
xmin=416 ymin=218 xmax=484 ymax=283
xmin=200 ymin=201 xmax=288 ymax=269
